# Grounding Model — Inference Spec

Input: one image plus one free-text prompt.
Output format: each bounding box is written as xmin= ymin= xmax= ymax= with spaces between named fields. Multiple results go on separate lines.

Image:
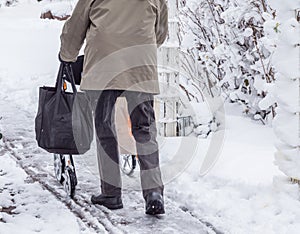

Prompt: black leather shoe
xmin=91 ymin=194 xmax=123 ymax=210
xmin=145 ymin=192 xmax=165 ymax=215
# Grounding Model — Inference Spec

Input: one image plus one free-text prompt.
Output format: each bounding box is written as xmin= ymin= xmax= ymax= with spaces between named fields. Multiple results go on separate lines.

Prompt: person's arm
xmin=155 ymin=0 xmax=168 ymax=47
xmin=59 ymin=0 xmax=94 ymax=62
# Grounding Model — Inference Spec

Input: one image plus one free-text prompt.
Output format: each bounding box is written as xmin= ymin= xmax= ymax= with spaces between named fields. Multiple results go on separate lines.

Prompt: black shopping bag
xmin=35 ymin=63 xmax=93 ymax=154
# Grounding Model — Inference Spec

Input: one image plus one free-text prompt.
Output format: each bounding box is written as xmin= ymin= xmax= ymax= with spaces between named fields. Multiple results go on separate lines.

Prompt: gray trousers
xmin=87 ymin=90 xmax=164 ymax=199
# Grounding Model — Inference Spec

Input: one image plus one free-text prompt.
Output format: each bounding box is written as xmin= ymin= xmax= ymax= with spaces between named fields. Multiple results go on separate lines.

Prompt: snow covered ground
xmin=1 ymin=1 xmax=300 ymax=234
xmin=0 ymin=151 xmax=97 ymax=234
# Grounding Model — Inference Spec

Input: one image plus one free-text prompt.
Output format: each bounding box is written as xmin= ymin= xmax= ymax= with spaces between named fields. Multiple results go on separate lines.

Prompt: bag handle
xmin=55 ymin=63 xmax=64 ymax=92
xmin=55 ymin=63 xmax=77 ymax=94
xmin=64 ymin=64 xmax=77 ymax=95
xmin=53 ymin=63 xmax=78 ymax=115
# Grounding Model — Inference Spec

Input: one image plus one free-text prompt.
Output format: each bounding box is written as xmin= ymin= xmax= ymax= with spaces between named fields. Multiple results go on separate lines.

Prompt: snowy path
xmin=0 ymin=153 xmax=98 ymax=234
xmin=3 ymin=87 xmax=300 ymax=234
xmin=0 ymin=91 xmax=214 ymax=233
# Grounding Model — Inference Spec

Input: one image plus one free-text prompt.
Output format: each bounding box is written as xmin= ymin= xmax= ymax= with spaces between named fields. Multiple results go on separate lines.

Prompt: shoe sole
xmin=91 ymin=198 xmax=123 ymax=210
xmin=92 ymin=202 xmax=123 ymax=210
xmin=106 ymin=204 xmax=123 ymax=210
xmin=146 ymin=200 xmax=165 ymax=215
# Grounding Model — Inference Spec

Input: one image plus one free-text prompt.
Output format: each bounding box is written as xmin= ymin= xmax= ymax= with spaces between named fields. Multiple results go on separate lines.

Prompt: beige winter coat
xmin=60 ymin=0 xmax=168 ymax=94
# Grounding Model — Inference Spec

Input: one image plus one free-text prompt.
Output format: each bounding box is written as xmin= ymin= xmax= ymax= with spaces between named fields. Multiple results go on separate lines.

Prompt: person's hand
xmin=58 ymin=53 xmax=72 ymax=65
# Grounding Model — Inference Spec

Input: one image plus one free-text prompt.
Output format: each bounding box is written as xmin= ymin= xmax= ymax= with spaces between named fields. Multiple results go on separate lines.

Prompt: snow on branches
xmin=180 ymin=0 xmax=276 ymax=124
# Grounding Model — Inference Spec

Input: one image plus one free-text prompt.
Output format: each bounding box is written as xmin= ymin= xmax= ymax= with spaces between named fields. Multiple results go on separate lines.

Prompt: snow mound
xmin=41 ymin=2 xmax=74 ymax=20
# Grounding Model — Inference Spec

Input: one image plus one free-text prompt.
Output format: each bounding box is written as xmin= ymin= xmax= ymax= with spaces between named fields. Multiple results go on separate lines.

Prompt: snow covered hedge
xmin=263 ymin=0 xmax=300 ymax=180
xmin=180 ymin=0 xmax=276 ymax=124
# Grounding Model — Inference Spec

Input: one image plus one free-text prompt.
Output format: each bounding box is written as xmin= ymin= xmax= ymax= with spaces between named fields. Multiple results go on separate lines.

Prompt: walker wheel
xmin=54 ymin=154 xmax=65 ymax=184
xmin=63 ymin=166 xmax=76 ymax=198
xmin=120 ymin=154 xmax=137 ymax=176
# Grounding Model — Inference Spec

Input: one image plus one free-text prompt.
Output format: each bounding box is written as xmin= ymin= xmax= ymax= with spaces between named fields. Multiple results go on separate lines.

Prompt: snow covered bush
xmin=40 ymin=1 xmax=74 ymax=20
xmin=190 ymin=101 xmax=219 ymax=138
xmin=0 ymin=0 xmax=18 ymax=7
xmin=180 ymin=0 xmax=276 ymax=124
xmin=181 ymin=0 xmax=300 ymax=180
xmin=176 ymin=48 xmax=222 ymax=137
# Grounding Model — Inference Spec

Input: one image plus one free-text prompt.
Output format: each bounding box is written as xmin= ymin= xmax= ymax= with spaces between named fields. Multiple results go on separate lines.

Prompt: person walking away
xmin=59 ymin=0 xmax=168 ymax=215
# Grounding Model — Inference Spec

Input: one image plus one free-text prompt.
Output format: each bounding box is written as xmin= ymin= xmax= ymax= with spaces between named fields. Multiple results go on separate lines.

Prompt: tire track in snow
xmin=1 ymin=139 xmax=125 ymax=234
